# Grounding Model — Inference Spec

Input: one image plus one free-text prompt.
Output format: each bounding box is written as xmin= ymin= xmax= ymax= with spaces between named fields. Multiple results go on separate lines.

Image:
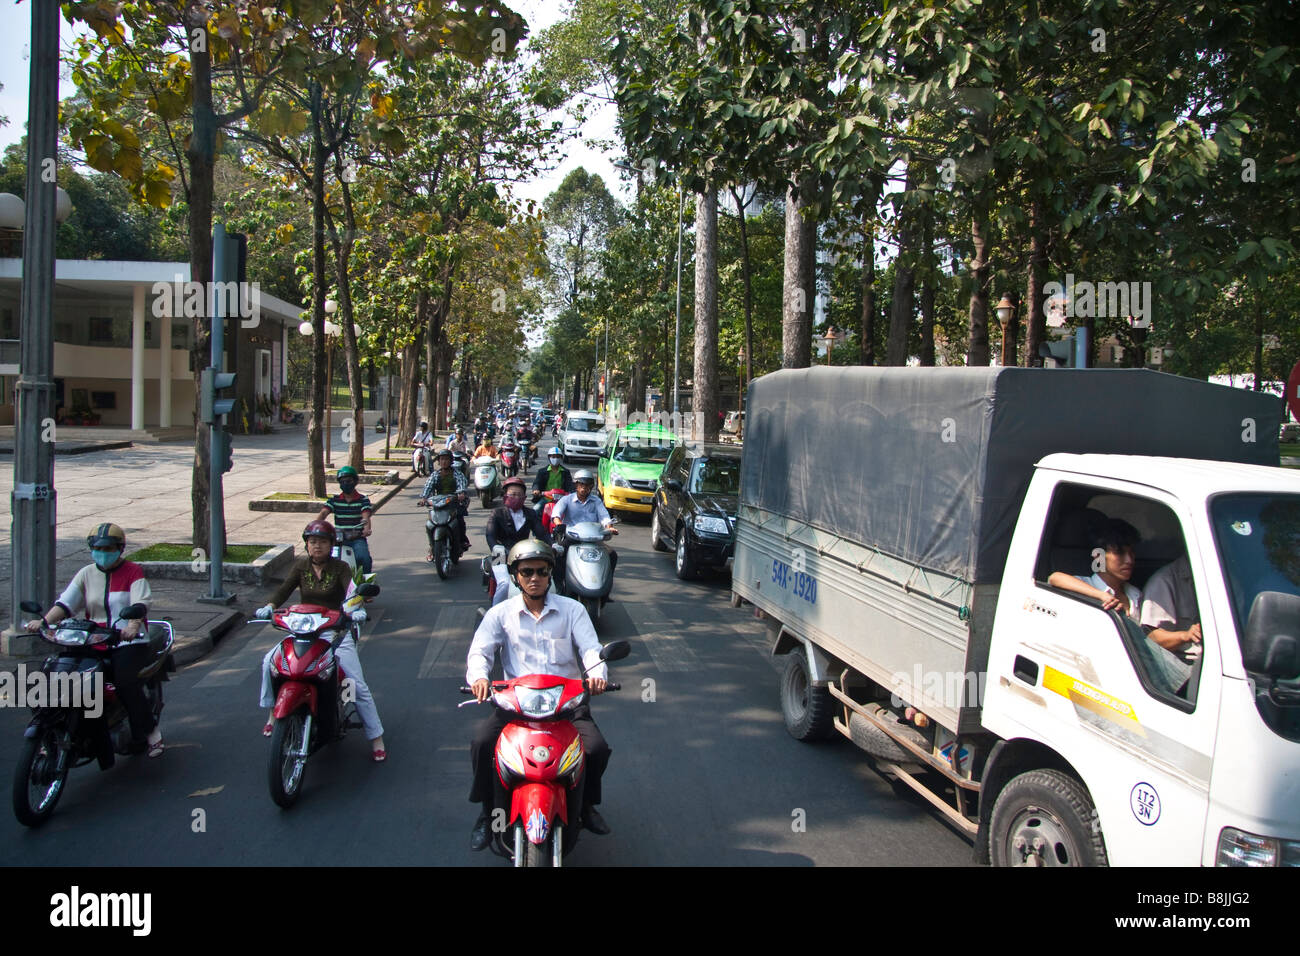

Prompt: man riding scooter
xmin=317 ymin=466 xmax=373 ymax=574
xmin=411 ymin=420 xmax=435 ymax=475
xmin=467 ymin=539 xmax=613 ymax=850
xmin=531 ymin=446 xmax=575 ymax=507
xmin=550 ymin=469 xmax=618 ymax=592
xmin=419 ymin=448 xmax=471 ymax=560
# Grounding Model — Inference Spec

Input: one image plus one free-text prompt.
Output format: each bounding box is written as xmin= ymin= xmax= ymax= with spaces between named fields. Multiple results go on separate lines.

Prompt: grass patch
xmin=265 ymin=492 xmax=327 ymax=501
xmin=129 ymin=543 xmax=273 ymax=563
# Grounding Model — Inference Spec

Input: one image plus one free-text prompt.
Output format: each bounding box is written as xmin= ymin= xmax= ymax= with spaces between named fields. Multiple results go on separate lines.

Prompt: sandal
xmin=425 ymin=553 xmax=434 ymax=563
xmin=262 ymin=722 xmax=273 ymax=737
xmin=147 ymin=738 xmax=165 ymax=758
xmin=372 ymin=749 xmax=387 ymax=763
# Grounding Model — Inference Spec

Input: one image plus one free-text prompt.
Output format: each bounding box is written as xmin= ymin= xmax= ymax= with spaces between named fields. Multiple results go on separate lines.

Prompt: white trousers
xmin=260 ymin=632 xmax=383 ymax=740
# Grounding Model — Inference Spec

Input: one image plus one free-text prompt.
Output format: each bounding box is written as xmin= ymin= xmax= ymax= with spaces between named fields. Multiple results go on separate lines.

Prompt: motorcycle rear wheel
xmin=268 ymin=711 xmax=309 ymax=809
xmin=12 ymin=727 xmax=70 ymax=827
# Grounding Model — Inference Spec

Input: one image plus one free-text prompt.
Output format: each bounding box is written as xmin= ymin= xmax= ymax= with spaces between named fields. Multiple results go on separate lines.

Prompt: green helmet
xmin=337 ymin=466 xmax=359 ymax=481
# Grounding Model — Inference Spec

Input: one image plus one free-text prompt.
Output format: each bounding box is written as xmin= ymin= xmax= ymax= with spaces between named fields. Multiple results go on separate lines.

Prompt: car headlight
xmin=516 ymin=685 xmax=564 ymax=718
xmin=694 ymin=514 xmax=729 ymax=535
xmin=1217 ymin=827 xmax=1300 ymax=866
xmin=611 ymin=475 xmax=629 ymax=488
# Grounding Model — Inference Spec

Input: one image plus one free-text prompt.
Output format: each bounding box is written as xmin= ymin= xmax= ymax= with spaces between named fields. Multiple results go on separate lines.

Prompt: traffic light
xmin=200 ymin=367 xmax=238 ymax=424
xmin=216 ymin=428 xmax=234 ymax=473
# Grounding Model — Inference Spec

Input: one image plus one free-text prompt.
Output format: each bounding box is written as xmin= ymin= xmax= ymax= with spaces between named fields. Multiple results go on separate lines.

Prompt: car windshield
xmin=566 ymin=419 xmax=603 ymax=433
xmin=690 ymin=459 xmax=741 ymax=495
xmin=615 ymin=435 xmax=674 ymax=463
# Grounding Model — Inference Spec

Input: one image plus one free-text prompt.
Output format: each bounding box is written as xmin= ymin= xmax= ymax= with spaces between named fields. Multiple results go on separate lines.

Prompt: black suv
xmin=649 ymin=442 xmax=742 ymax=579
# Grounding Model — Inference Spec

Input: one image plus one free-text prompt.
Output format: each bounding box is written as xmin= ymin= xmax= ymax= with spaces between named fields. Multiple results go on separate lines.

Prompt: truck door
xmin=986 ymin=480 xmax=1220 ymax=866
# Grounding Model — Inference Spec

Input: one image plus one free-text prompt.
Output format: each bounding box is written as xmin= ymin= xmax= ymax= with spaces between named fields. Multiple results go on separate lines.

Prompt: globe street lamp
xmin=821 ymin=326 xmax=844 ymax=365
xmin=996 ymin=295 xmax=1016 ymax=367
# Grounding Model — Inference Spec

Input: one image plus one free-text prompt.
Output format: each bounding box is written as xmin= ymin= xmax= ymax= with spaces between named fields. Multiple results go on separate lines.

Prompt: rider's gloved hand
xmin=256 ymin=604 xmax=275 ymax=620
xmin=350 ymin=608 xmax=368 ymax=623
xmin=491 ymin=545 xmax=506 ymax=564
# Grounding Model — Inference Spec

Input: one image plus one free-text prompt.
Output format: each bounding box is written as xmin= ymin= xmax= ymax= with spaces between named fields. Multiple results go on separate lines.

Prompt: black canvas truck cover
xmin=741 ymin=367 xmax=1282 ymax=585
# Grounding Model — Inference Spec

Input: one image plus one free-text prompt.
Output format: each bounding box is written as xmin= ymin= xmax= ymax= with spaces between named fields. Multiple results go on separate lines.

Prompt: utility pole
xmin=6 ymin=3 xmax=58 ymax=653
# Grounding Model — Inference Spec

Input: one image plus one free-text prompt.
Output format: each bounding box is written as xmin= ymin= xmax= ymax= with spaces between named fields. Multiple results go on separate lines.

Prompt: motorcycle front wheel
xmin=435 ymin=537 xmax=450 ymax=580
xmin=268 ymin=711 xmax=309 ymax=809
xmin=518 ymin=826 xmax=553 ymax=868
xmin=12 ymin=725 xmax=71 ymax=827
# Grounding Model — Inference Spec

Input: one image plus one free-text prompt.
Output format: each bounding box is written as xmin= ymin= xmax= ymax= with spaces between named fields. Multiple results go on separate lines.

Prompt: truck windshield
xmin=1210 ymin=493 xmax=1300 ymax=628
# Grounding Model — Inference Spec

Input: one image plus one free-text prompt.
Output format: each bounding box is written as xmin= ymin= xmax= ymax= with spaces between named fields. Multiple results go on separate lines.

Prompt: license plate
xmin=638 ymin=496 xmax=653 ymax=504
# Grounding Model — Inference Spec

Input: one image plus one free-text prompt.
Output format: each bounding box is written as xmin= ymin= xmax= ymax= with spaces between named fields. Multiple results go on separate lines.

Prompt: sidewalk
xmin=0 ymin=426 xmax=414 ymax=671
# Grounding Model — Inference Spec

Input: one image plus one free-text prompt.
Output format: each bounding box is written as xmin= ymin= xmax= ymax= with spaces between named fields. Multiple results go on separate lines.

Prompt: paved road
xmin=0 ymin=474 xmax=973 ymax=866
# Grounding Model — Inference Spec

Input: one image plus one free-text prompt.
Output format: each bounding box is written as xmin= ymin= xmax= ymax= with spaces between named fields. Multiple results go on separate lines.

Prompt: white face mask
xmin=548 ymin=456 xmax=561 ymax=466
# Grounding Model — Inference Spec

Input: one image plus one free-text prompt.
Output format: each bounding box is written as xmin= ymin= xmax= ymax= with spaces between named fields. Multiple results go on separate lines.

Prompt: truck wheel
xmin=990 ymin=770 xmax=1108 ymax=867
xmin=780 ymin=651 xmax=833 ymax=741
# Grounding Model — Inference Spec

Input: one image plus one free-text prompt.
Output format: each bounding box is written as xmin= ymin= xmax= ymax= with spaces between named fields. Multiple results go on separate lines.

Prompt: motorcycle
xmin=427 ymin=493 xmax=466 ymax=580
xmin=259 ymin=583 xmax=380 ymax=807
xmin=457 ymin=639 xmax=630 ymax=866
xmin=558 ymin=520 xmax=618 ymax=624
xmin=412 ymin=442 xmax=434 ymax=476
xmin=13 ymin=601 xmax=174 ymax=827
xmin=333 ymin=528 xmax=377 ymax=588
xmin=517 ymin=437 xmax=533 ymax=470
xmin=473 ymin=455 xmax=501 ymax=509
xmin=533 ymin=488 xmax=567 ymax=534
xmin=500 ymin=439 xmax=520 ymax=478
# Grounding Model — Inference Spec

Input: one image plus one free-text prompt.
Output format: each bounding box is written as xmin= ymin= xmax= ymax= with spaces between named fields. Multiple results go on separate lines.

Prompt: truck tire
xmin=780 ymin=651 xmax=834 ymax=741
xmin=990 ymin=770 xmax=1108 ymax=867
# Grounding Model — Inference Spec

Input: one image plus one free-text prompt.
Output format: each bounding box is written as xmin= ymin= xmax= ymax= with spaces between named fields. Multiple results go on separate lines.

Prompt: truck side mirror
xmin=1242 ymin=591 xmax=1300 ymax=680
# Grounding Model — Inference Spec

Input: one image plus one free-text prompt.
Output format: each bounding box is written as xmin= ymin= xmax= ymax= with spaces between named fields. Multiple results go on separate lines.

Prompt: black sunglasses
xmin=516 ymin=566 xmax=552 ymax=579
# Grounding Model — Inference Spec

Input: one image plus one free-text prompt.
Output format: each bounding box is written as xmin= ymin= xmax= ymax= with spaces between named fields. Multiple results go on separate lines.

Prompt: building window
xmin=89 ymin=316 xmax=114 ymax=344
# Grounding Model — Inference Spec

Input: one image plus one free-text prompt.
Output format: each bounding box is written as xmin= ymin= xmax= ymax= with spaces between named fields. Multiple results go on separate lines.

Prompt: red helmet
xmin=502 ymin=477 xmax=527 ymax=495
xmin=302 ymin=520 xmax=335 ymax=542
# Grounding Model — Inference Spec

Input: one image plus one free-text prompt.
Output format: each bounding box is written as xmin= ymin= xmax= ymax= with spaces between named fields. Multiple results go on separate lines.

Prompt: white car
xmin=559 ymin=410 xmax=606 ymax=461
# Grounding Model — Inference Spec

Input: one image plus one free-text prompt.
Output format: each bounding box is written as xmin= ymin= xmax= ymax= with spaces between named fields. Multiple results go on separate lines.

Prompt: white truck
xmin=733 ymin=367 xmax=1300 ymax=866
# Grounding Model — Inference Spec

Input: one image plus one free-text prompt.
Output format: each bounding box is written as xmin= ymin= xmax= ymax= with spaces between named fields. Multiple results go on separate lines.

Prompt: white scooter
xmin=332 ymin=529 xmax=377 ymax=588
xmin=472 ymin=455 xmax=500 ymax=509
xmin=558 ymin=520 xmax=617 ymax=624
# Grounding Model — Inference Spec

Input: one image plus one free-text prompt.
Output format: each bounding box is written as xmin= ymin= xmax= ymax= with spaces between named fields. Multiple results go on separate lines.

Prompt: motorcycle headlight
xmin=516 ymin=685 xmax=564 ymax=718
xmin=694 ymin=514 xmax=729 ymax=535
xmin=286 ymin=613 xmax=325 ymax=634
xmin=1217 ymin=827 xmax=1300 ymax=866
xmin=578 ymin=546 xmax=602 ymax=563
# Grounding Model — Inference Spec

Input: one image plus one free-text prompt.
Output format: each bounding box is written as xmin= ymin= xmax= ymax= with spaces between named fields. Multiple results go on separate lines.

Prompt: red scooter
xmin=459 ymin=639 xmax=629 ymax=867
xmin=500 ymin=440 xmax=520 ymax=478
xmin=533 ymin=488 xmax=567 ymax=534
xmin=258 ymin=583 xmax=379 ymax=808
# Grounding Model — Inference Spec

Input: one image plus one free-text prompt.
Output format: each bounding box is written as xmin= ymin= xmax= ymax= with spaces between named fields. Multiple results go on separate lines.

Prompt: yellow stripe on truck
xmin=1042 ymin=665 xmax=1146 ymax=736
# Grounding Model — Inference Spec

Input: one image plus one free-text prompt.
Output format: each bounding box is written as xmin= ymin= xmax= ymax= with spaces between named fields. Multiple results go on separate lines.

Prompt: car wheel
xmin=674 ymin=526 xmax=698 ymax=580
xmin=650 ymin=507 xmax=669 ymax=552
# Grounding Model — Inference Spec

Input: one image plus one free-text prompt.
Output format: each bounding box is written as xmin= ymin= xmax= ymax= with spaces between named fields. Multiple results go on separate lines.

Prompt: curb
xmin=249 ymin=470 xmax=408 ymax=512
xmin=135 ymin=544 xmax=296 ymax=586
xmin=0 ymin=440 xmax=135 ymax=456
xmin=169 ymin=609 xmax=245 ymax=668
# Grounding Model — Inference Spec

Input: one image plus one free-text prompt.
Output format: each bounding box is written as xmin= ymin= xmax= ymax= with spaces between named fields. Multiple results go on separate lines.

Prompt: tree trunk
xmin=398 ymin=327 xmax=423 ymax=444
xmin=1253 ymin=290 xmax=1264 ymax=389
xmin=187 ymin=3 xmax=216 ymax=551
xmin=693 ymin=187 xmax=719 ymax=441
xmin=1025 ymin=199 xmax=1047 ymax=367
xmin=306 ymin=86 xmax=328 ymax=497
xmin=328 ymin=168 xmax=364 ymax=474
xmin=782 ymin=179 xmax=815 ymax=369
xmin=859 ymin=207 xmax=877 ymax=366
xmin=919 ymin=208 xmax=936 ymax=366
xmin=730 ymin=186 xmax=755 ymax=386
xmin=436 ymin=333 xmax=454 ymax=430
xmin=966 ymin=208 xmax=991 ymax=368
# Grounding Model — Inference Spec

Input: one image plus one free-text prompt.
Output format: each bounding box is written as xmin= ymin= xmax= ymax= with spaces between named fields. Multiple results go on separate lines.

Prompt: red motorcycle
xmin=500 ymin=440 xmax=520 ymax=478
xmin=534 ymin=488 xmax=567 ymax=534
xmin=258 ymin=583 xmax=379 ymax=808
xmin=459 ymin=639 xmax=629 ymax=867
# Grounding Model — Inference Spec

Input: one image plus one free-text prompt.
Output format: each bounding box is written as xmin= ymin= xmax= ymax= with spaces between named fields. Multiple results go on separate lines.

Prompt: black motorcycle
xmin=13 ymin=601 xmax=173 ymax=827
xmin=427 ymin=493 xmax=467 ymax=579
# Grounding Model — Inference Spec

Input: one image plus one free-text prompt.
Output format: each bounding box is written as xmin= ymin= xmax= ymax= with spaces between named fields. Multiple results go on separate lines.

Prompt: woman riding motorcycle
xmin=25 ymin=523 xmax=165 ymax=757
xmin=256 ymin=520 xmax=387 ymax=761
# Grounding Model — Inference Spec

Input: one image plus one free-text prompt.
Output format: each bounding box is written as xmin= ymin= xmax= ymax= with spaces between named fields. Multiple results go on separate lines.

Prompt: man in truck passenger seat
xmin=1139 ymin=553 xmax=1202 ymax=688
xmin=1048 ymin=518 xmax=1142 ymax=619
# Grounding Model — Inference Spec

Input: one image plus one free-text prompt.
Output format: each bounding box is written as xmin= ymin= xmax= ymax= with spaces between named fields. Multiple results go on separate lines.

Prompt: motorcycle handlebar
xmin=457 ymin=680 xmax=621 ymax=694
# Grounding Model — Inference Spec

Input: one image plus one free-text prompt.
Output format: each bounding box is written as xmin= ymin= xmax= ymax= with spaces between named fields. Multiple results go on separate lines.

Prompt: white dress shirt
xmin=467 ymin=591 xmax=608 ymax=685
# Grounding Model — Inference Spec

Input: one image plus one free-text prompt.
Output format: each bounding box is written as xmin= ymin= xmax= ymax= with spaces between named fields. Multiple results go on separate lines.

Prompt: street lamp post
xmin=996 ymin=295 xmax=1016 ymax=367
xmin=822 ymin=326 xmax=843 ymax=365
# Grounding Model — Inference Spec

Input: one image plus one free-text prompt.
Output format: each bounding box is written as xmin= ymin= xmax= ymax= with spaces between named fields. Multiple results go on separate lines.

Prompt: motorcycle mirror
xmin=358 ymin=583 xmax=380 ymax=599
xmin=599 ymin=640 xmax=631 ymax=663
xmin=119 ymin=603 xmax=148 ymax=621
xmin=19 ymin=600 xmax=42 ymax=614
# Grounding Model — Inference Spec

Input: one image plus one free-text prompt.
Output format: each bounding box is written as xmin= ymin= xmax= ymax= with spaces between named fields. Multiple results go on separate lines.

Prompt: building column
xmin=131 ymin=284 xmax=145 ymax=430
xmin=159 ymin=302 xmax=172 ymax=427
